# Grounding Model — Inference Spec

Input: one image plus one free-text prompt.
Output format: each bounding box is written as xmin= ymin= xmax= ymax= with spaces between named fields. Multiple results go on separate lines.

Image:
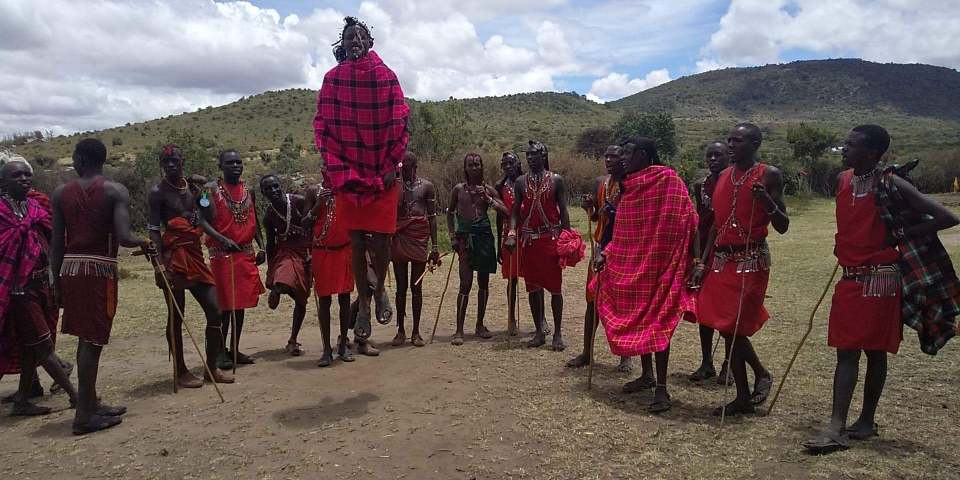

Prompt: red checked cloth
xmin=313 ymin=51 xmax=410 ymax=207
xmin=592 ymin=166 xmax=698 ymax=356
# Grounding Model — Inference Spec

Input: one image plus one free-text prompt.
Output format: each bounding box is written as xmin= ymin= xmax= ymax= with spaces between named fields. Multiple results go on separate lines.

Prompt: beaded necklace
xmin=850 ymin=168 xmax=880 ymax=206
xmin=218 ymin=179 xmax=250 ymax=224
xmin=717 ymin=163 xmax=760 ymax=241
xmin=1 ymin=193 xmax=26 ymax=220
xmin=314 ymin=186 xmax=336 ymax=246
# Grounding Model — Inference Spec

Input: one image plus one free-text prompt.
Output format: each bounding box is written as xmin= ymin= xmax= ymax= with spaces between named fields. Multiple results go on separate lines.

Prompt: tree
xmin=408 ymin=102 xmax=473 ymax=163
xmin=274 ymin=134 xmax=303 ymax=174
xmin=573 ymin=126 xmax=614 ymax=160
xmin=611 ymin=111 xmax=678 ymax=159
xmin=786 ymin=123 xmax=840 ymax=195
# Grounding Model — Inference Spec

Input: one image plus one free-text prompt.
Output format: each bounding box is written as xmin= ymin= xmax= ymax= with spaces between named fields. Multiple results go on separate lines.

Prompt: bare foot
xmin=268 ymin=289 xmax=281 ymax=310
xmin=356 ymin=340 xmax=380 ymax=356
xmin=551 ymin=335 xmax=566 ymax=352
xmin=616 ymin=357 xmax=634 ymax=373
xmin=526 ymin=333 xmax=546 ymax=348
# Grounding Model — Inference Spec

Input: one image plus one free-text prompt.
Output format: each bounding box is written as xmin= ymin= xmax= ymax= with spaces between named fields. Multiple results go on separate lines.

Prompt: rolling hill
xmin=12 ymin=58 xmax=960 ymax=162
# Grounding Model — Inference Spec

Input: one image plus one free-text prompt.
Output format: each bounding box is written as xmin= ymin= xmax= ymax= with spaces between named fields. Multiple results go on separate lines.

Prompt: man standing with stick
xmin=203 ymin=150 xmax=266 ymax=369
xmin=446 ymin=154 xmax=508 ymax=345
xmin=592 ymin=137 xmax=699 ymax=413
xmin=391 ymin=152 xmax=440 ymax=347
xmin=699 ymin=123 xmax=788 ymax=417
xmin=147 ymin=144 xmax=234 ymax=388
xmin=51 ymin=138 xmax=150 ymax=434
xmin=803 ymin=125 xmax=960 ymax=453
xmin=495 ymin=152 xmax=523 ymax=336
xmin=504 ymin=141 xmax=575 ymax=350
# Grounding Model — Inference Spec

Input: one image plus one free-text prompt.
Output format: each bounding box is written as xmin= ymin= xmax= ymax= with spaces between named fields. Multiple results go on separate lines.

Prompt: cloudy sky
xmin=1 ymin=0 xmax=958 ymax=135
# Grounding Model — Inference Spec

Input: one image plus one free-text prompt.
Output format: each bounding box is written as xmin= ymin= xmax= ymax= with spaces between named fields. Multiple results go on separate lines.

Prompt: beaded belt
xmin=711 ymin=240 xmax=770 ymax=273
xmin=207 ymin=242 xmax=255 ymax=260
xmin=842 ymin=264 xmax=900 ymax=297
xmin=521 ymin=226 xmax=560 ymax=243
xmin=11 ymin=269 xmax=50 ymax=295
xmin=313 ymin=241 xmax=350 ymax=251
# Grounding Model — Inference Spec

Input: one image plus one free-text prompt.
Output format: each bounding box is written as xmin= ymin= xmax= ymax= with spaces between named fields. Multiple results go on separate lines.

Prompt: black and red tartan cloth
xmin=313 ymin=50 xmax=410 ymax=207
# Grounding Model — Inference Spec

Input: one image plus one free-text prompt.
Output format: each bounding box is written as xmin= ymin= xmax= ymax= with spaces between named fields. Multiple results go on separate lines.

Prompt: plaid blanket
xmin=314 ymin=51 xmax=410 ymax=207
xmin=876 ymin=172 xmax=960 ymax=355
xmin=594 ymin=166 xmax=698 ymax=356
xmin=0 ymin=196 xmax=50 ymax=325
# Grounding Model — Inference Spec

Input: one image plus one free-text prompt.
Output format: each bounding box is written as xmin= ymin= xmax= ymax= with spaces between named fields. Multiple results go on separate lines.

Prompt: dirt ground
xmin=1 ymin=199 xmax=959 ymax=479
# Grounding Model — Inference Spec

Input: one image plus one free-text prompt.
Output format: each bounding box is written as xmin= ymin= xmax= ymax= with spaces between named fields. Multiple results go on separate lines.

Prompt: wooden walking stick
xmin=586 ymin=215 xmax=600 ymax=389
xmin=766 ymin=262 xmax=840 ymax=416
xmin=139 ymin=248 xmax=225 ymax=403
xmin=429 ymin=251 xmax=457 ymax=344
xmin=228 ymin=255 xmax=238 ymax=376
xmin=165 ymin=292 xmax=178 ymax=394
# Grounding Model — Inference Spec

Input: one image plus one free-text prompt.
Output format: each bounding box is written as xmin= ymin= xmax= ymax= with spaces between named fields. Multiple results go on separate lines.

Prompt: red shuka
xmin=59 ymin=178 xmax=119 ymax=345
xmin=828 ymin=170 xmax=902 ymax=353
xmin=586 ymin=178 xmax=614 ymax=302
xmin=334 ymin=183 xmax=399 ymax=234
xmin=206 ymin=181 xmax=265 ymax=310
xmin=498 ymin=183 xmax=522 ymax=279
xmin=519 ymin=173 xmax=563 ymax=294
xmin=311 ymin=198 xmax=354 ymax=297
xmin=698 ymin=164 xmax=771 ymax=337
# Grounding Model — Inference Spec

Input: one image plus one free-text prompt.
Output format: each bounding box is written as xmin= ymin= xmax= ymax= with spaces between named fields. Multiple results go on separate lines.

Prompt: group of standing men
xmin=2 ymin=15 xmax=958 ymax=455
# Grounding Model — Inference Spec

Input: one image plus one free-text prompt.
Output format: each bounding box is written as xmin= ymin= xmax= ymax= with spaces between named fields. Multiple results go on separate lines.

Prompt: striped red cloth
xmin=314 ymin=51 xmax=410 ymax=207
xmin=593 ymin=166 xmax=698 ymax=356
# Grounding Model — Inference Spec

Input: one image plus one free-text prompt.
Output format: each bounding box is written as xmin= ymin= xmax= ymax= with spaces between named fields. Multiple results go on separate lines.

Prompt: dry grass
xmin=1 ymin=197 xmax=958 ymax=479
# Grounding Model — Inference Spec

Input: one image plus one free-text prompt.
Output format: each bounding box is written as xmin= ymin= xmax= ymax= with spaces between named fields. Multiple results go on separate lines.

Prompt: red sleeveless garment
xmin=586 ymin=177 xmax=616 ymax=301
xmin=59 ymin=177 xmax=119 ymax=345
xmin=698 ymin=163 xmax=771 ymax=336
xmin=828 ymin=170 xmax=902 ymax=353
xmin=498 ymin=182 xmax=522 ymax=279
xmin=519 ymin=172 xmax=562 ymax=294
xmin=311 ymin=195 xmax=354 ymax=297
xmin=206 ymin=181 xmax=264 ymax=311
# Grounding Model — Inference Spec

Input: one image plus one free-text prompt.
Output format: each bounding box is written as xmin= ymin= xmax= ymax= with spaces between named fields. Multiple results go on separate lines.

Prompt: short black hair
xmin=852 ymin=124 xmax=890 ymax=157
xmin=734 ymin=122 xmax=762 ymax=144
xmin=75 ymin=138 xmax=107 ymax=166
xmin=526 ymin=140 xmax=550 ymax=171
xmin=218 ymin=149 xmax=240 ymax=163
xmin=463 ymin=153 xmax=482 ymax=180
xmin=259 ymin=173 xmax=279 ymax=187
xmin=620 ymin=136 xmax=659 ymax=164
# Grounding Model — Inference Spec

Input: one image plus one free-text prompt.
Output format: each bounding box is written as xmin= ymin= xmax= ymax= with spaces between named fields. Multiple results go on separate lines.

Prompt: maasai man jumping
xmin=505 ymin=141 xmax=577 ymax=350
xmin=699 ymin=123 xmax=788 ymax=416
xmin=593 ymin=137 xmax=699 ymax=413
xmin=391 ymin=152 xmax=440 ymax=347
xmin=314 ymin=16 xmax=409 ymax=340
xmin=566 ymin=145 xmax=637 ymax=375
xmin=687 ymin=140 xmax=732 ymax=383
xmin=203 ymin=150 xmax=266 ymax=369
xmin=51 ymin=139 xmax=149 ymax=434
xmin=1 ymin=159 xmax=77 ymax=418
xmin=303 ymin=176 xmax=355 ymax=366
xmin=147 ymin=144 xmax=234 ymax=388
xmin=261 ymin=175 xmax=311 ymax=356
xmin=446 ymin=153 xmax=508 ymax=345
xmin=495 ymin=152 xmax=523 ymax=336
xmin=804 ymin=125 xmax=960 ymax=453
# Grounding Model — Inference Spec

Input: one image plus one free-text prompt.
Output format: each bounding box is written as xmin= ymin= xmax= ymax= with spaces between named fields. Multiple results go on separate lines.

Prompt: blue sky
xmin=0 ymin=0 xmax=957 ymax=134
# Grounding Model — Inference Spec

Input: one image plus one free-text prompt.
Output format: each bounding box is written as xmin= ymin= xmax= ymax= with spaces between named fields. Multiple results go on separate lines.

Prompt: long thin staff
xmin=140 ymin=248 xmax=225 ymax=403
xmin=586 ymin=215 xmax=600 ymax=389
xmin=165 ymin=292 xmax=178 ymax=394
xmin=429 ymin=251 xmax=457 ymax=344
xmin=414 ymin=252 xmax=451 ymax=286
xmin=766 ymin=262 xmax=840 ymax=416
xmin=229 ymin=256 xmax=237 ymax=376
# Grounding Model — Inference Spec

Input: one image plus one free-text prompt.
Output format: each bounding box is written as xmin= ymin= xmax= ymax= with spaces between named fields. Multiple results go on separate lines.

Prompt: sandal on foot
xmin=204 ymin=369 xmax=234 ymax=384
xmin=317 ymin=352 xmax=333 ymax=368
xmin=375 ymin=290 xmax=393 ymax=326
xmin=285 ymin=342 xmax=304 ymax=357
xmin=234 ymin=351 xmax=255 ymax=365
xmin=451 ymin=335 xmax=464 ymax=346
xmin=391 ymin=332 xmax=406 ymax=347
xmin=96 ymin=401 xmax=127 ymax=417
xmin=622 ymin=376 xmax=656 ymax=394
xmin=688 ymin=365 xmax=717 ymax=382
xmin=566 ymin=354 xmax=589 ymax=368
xmin=268 ymin=290 xmax=281 ymax=310
xmin=526 ymin=334 xmax=546 ymax=348
xmin=750 ymin=374 xmax=774 ymax=405
xmin=846 ymin=423 xmax=880 ymax=440
xmin=475 ymin=326 xmax=493 ymax=339
xmin=648 ymin=394 xmax=672 ymax=414
xmin=551 ymin=337 xmax=566 ymax=352
xmin=354 ymin=307 xmax=372 ymax=339
xmin=711 ymin=401 xmax=756 ymax=417
xmin=73 ymin=414 xmax=122 ymax=435
xmin=356 ymin=340 xmax=380 ymax=356
xmin=803 ymin=431 xmax=850 ymax=454
xmin=411 ymin=334 xmax=425 ymax=347
xmin=10 ymin=402 xmax=52 ymax=416
xmin=338 ymin=348 xmax=355 ymax=363
xmin=616 ymin=359 xmax=634 ymax=373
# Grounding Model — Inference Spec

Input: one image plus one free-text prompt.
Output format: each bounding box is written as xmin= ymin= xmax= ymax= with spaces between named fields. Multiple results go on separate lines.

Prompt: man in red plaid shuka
xmin=313 ymin=16 xmax=409 ymax=340
xmin=593 ymin=137 xmax=698 ymax=414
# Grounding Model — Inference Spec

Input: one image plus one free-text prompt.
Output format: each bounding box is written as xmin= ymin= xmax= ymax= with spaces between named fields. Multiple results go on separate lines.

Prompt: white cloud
xmin=586 ymin=69 xmax=672 ymax=103
xmin=698 ymin=0 xmax=960 ymax=70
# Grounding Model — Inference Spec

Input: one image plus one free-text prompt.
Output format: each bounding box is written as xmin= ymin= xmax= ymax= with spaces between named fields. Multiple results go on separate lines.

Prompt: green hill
xmin=12 ymin=58 xmax=960 ymax=163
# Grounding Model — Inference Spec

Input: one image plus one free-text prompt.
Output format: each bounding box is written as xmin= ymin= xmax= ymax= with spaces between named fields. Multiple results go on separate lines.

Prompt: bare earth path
xmin=2 ymin=198 xmax=959 ymax=479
